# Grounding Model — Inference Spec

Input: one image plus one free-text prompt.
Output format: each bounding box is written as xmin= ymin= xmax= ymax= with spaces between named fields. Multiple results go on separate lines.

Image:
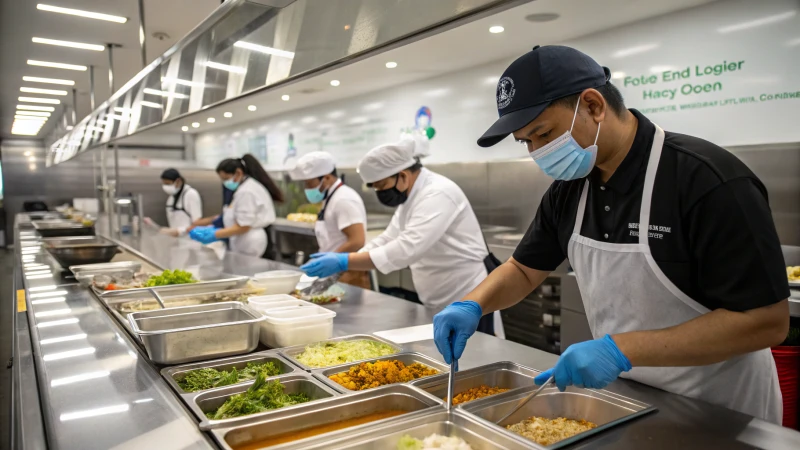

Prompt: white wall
xmin=195 ymin=0 xmax=800 ymax=169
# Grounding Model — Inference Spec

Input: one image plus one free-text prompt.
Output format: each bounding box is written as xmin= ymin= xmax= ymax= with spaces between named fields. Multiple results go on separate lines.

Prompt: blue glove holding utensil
xmin=300 ymin=252 xmax=348 ymax=278
xmin=534 ymin=334 xmax=632 ymax=391
xmin=433 ymin=301 xmax=483 ymax=371
xmin=189 ymin=226 xmax=218 ymax=244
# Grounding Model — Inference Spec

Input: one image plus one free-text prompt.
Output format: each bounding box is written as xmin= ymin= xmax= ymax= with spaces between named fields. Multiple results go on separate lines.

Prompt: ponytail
xmin=217 ymin=154 xmax=284 ymax=203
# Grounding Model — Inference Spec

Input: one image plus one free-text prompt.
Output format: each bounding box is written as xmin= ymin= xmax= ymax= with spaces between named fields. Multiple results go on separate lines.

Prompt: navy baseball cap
xmin=478 ymin=45 xmax=611 ymax=147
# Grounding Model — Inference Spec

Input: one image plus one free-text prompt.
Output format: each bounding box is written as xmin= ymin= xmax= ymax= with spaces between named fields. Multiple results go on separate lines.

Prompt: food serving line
xmin=10 ymin=212 xmax=800 ymax=450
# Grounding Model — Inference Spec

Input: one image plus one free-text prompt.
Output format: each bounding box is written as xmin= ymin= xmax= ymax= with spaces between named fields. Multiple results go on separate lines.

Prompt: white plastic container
xmin=251 ymin=270 xmax=303 ymax=294
xmin=249 ymin=297 xmax=313 ymax=315
xmin=247 ymin=294 xmax=299 ymax=308
xmin=259 ymin=304 xmax=336 ymax=348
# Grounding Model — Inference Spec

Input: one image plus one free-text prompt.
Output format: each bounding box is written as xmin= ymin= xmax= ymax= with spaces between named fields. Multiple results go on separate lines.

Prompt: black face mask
xmin=376 ymin=174 xmax=408 ymax=207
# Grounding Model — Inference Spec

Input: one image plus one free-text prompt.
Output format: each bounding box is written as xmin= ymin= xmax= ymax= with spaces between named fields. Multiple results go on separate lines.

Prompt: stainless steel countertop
xmin=13 ymin=213 xmax=800 ymax=449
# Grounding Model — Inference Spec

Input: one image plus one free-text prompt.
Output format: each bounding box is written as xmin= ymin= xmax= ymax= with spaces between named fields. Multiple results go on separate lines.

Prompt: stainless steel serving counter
xmin=11 ymin=213 xmax=800 ymax=449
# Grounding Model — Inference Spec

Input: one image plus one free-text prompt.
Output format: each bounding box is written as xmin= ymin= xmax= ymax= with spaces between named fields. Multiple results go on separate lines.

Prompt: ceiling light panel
xmin=143 ymin=88 xmax=188 ymax=99
xmin=27 ymin=60 xmax=87 ymax=71
xmin=37 ymin=4 xmax=127 ymax=23
xmin=17 ymin=104 xmax=55 ymax=111
xmin=205 ymin=61 xmax=247 ymax=74
xmin=19 ymin=96 xmax=61 ymax=104
xmin=32 ymin=37 xmax=105 ymax=51
xmin=140 ymin=101 xmax=163 ymax=109
xmin=233 ymin=41 xmax=295 ymax=58
xmin=21 ymin=87 xmax=68 ymax=96
xmin=23 ymin=76 xmax=75 ymax=86
xmin=16 ymin=111 xmax=51 ymax=117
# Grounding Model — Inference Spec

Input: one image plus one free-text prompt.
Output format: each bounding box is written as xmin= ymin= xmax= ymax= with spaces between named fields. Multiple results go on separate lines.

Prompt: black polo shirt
xmin=514 ymin=109 xmax=789 ymax=312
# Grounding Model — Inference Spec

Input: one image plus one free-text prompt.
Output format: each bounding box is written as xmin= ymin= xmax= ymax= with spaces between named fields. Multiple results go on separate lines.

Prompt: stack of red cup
xmin=772 ymin=346 xmax=800 ymax=430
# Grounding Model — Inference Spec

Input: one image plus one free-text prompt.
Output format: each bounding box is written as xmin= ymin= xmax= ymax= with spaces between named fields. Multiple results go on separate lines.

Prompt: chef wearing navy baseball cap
xmin=434 ymin=45 xmax=789 ymax=423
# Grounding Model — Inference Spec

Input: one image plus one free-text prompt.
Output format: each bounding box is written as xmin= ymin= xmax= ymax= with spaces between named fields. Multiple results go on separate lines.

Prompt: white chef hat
xmin=400 ymin=129 xmax=431 ymax=159
xmin=288 ymin=151 xmax=336 ymax=181
xmin=357 ymin=138 xmax=417 ymax=184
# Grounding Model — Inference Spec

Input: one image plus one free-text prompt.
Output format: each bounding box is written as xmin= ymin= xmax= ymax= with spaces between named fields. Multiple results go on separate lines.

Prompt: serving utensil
xmin=299 ymin=273 xmax=340 ymax=296
xmin=494 ymin=375 xmax=554 ymax=424
xmin=147 ymin=288 xmax=166 ymax=309
xmin=446 ymin=359 xmax=457 ymax=411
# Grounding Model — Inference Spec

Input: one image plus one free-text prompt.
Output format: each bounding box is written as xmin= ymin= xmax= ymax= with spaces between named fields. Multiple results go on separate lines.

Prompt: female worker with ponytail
xmin=189 ymin=154 xmax=284 ymax=257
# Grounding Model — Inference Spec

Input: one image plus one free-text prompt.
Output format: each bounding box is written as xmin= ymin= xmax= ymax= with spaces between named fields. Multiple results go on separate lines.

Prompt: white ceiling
xmin=0 ymin=0 xmax=221 ymax=139
xmin=158 ymin=0 xmax=716 ymax=137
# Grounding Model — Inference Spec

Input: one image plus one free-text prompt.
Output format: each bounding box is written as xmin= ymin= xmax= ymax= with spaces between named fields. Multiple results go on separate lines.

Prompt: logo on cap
xmin=496 ymin=77 xmax=516 ymax=109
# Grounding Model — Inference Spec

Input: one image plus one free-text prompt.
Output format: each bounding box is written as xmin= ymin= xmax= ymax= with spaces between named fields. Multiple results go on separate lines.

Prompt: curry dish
xmin=506 ymin=416 xmax=597 ymax=446
xmin=328 ymin=360 xmax=438 ymax=390
xmin=448 ymin=385 xmax=509 ymax=405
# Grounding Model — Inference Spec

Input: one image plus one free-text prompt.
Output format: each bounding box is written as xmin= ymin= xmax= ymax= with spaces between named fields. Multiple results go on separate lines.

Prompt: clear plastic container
xmin=251 ymin=270 xmax=303 ymax=294
xmin=249 ymin=297 xmax=313 ymax=314
xmin=259 ymin=304 xmax=336 ymax=348
xmin=247 ymin=294 xmax=298 ymax=308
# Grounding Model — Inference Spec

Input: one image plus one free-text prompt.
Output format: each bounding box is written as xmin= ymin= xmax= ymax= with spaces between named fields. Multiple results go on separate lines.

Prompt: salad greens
xmin=145 ymin=269 xmax=196 ymax=287
xmin=206 ymin=373 xmax=310 ymax=420
xmin=177 ymin=361 xmax=283 ymax=392
xmin=295 ymin=340 xmax=397 ymax=368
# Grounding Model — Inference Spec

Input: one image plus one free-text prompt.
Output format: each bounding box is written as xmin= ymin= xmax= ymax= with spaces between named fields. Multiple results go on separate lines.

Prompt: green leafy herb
xmin=145 ymin=269 xmax=197 ymax=287
xmin=206 ymin=373 xmax=310 ymax=420
xmin=177 ymin=361 xmax=283 ymax=392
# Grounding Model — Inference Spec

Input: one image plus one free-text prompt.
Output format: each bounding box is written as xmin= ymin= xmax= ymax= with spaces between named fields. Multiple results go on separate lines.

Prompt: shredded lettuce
xmin=295 ymin=340 xmax=397 ymax=368
xmin=145 ymin=269 xmax=196 ymax=287
xmin=397 ymin=435 xmax=424 ymax=450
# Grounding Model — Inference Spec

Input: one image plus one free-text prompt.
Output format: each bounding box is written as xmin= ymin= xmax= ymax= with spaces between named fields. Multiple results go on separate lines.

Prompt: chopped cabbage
xmin=295 ymin=340 xmax=397 ymax=368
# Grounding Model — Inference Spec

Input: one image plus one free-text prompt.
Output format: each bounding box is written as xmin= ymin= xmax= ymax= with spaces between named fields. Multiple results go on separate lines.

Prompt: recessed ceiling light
xmin=611 ymin=71 xmax=626 ymax=80
xmin=32 ymin=37 xmax=105 ymax=51
xmin=524 ymin=13 xmax=560 ymax=22
xmin=330 ymin=80 xmax=340 ymax=87
xmin=21 ymin=87 xmax=68 ymax=96
xmin=17 ymin=104 xmax=55 ymax=111
xmin=30 ymin=163 xmax=37 ymax=169
xmin=66 ymin=125 xmax=73 ymax=130
xmin=385 ymin=62 xmax=397 ymax=69
xmin=191 ymin=122 xmax=200 ymax=128
xmin=233 ymin=41 xmax=294 ymax=59
xmin=205 ymin=61 xmax=247 ymax=74
xmin=207 ymin=117 xmax=215 ymax=123
xmin=223 ymin=112 xmax=232 ymax=118
xmin=489 ymin=26 xmax=505 ymax=33
xmin=28 ymin=156 xmax=36 ymax=162
xmin=140 ymin=100 xmax=162 ymax=109
xmin=27 ymin=59 xmax=87 ymax=71
xmin=16 ymin=111 xmax=51 ymax=117
xmin=247 ymin=105 xmax=257 ymax=111
xmin=19 ymin=96 xmax=60 ymax=104
xmin=181 ymin=126 xmax=189 ymax=132
xmin=24 ymin=151 xmax=32 ymax=156
xmin=281 ymin=95 xmax=290 ymax=101
xmin=23 ymin=76 xmax=74 ymax=86
xmin=37 ymin=4 xmax=128 ymax=23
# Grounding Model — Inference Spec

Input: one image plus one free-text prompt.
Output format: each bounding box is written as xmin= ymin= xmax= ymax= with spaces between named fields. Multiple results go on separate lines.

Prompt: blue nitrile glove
xmin=534 ymin=334 xmax=632 ymax=392
xmin=189 ymin=226 xmax=218 ymax=244
xmin=433 ymin=301 xmax=483 ymax=368
xmin=300 ymin=252 xmax=348 ymax=278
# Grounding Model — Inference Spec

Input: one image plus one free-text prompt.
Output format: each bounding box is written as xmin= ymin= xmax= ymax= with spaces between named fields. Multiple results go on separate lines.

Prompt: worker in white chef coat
xmin=300 ymin=139 xmax=503 ymax=337
xmin=189 ymin=154 xmax=283 ymax=257
xmin=289 ymin=151 xmax=370 ymax=289
xmin=155 ymin=168 xmax=203 ymax=237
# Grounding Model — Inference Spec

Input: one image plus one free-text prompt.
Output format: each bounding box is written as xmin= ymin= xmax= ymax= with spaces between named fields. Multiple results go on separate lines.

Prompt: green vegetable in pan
xmin=177 ymin=361 xmax=283 ymax=392
xmin=206 ymin=373 xmax=310 ymax=420
xmin=145 ymin=269 xmax=197 ymax=287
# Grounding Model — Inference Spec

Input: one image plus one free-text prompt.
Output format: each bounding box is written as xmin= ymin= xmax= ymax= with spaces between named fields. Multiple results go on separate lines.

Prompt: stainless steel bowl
xmin=42 ymin=236 xmax=118 ymax=267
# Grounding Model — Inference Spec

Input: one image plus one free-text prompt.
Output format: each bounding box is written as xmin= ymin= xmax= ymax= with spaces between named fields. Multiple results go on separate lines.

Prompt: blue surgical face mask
xmin=223 ymin=178 xmax=240 ymax=191
xmin=304 ymin=181 xmax=325 ymax=204
xmin=528 ymin=98 xmax=601 ymax=181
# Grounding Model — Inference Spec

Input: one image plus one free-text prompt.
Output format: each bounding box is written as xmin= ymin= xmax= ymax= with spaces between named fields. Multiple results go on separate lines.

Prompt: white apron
xmin=314 ymin=180 xmax=343 ymax=252
xmin=567 ymin=124 xmax=782 ymax=423
xmin=166 ymin=188 xmax=192 ymax=232
xmin=222 ymin=204 xmax=267 ymax=257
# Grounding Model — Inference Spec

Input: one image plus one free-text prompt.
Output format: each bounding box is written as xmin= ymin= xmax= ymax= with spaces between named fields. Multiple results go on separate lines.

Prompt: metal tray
xmin=411 ymin=361 xmax=539 ymax=407
xmin=129 ymin=302 xmax=265 ymax=365
xmin=33 ymin=220 xmax=95 ymax=237
xmin=69 ymin=261 xmax=145 ymax=287
xmin=162 ymin=350 xmax=299 ymax=396
xmin=271 ymin=408 xmax=535 ymax=449
xmin=463 ymin=384 xmax=656 ymax=449
xmin=279 ymin=334 xmax=404 ymax=371
xmin=95 ymin=274 xmax=251 ymax=299
xmin=209 ymin=384 xmax=443 ymax=449
xmin=313 ymin=352 xmax=449 ymax=394
xmin=42 ymin=236 xmax=118 ymax=267
xmin=191 ymin=373 xmax=340 ymax=429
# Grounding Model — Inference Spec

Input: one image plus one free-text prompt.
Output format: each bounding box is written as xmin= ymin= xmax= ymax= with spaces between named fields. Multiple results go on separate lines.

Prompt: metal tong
xmin=299 ymin=273 xmax=341 ymax=296
xmin=147 ymin=288 xmax=166 ymax=309
xmin=494 ymin=375 xmax=554 ymax=424
xmin=446 ymin=359 xmax=457 ymax=411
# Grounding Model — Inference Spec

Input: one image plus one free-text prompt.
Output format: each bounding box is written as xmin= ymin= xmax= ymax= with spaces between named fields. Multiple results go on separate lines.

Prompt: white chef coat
xmin=222 ymin=177 xmax=276 ymax=257
xmin=316 ymin=179 xmax=367 ymax=253
xmin=362 ymin=168 xmax=488 ymax=312
xmin=165 ymin=184 xmax=203 ymax=233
